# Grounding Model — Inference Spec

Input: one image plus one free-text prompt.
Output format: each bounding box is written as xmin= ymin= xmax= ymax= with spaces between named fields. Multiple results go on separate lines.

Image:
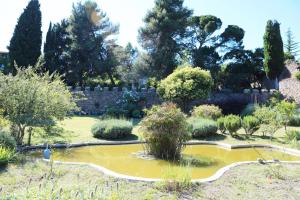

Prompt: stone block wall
xmin=71 ymin=87 xmax=161 ymax=115
xmin=71 ymin=87 xmax=273 ymax=115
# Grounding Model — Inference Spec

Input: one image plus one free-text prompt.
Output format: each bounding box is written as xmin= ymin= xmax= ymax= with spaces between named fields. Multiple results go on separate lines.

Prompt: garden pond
xmin=31 ymin=144 xmax=300 ymax=179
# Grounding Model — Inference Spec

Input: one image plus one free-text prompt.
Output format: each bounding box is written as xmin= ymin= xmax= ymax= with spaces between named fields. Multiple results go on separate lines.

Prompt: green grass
xmin=26 ymin=116 xmax=300 ymax=150
xmin=1 ymin=160 xmax=300 ymax=199
xmin=27 ymin=116 xmax=142 ymax=145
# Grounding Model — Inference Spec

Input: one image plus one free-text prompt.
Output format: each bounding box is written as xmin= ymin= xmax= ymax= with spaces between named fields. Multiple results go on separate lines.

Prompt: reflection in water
xmin=31 ymin=144 xmax=300 ymax=179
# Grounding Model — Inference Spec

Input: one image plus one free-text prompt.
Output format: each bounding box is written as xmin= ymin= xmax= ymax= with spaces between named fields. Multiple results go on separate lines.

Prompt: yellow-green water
xmin=33 ymin=144 xmax=300 ymax=179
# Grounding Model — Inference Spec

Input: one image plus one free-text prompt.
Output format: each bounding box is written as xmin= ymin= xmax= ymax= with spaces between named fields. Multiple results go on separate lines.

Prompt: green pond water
xmin=32 ymin=144 xmax=300 ymax=179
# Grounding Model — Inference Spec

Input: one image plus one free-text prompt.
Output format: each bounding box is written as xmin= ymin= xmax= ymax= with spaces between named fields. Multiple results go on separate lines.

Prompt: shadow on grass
xmin=202 ymin=134 xmax=227 ymax=142
xmin=95 ymin=133 xmax=139 ymax=142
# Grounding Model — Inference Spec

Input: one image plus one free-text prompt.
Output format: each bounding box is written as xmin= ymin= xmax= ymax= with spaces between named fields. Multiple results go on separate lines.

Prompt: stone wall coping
xmin=25 ymin=141 xmax=300 ymax=183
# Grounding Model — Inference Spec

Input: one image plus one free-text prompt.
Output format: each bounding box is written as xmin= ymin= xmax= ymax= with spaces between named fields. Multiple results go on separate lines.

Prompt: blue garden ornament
xmin=43 ymin=144 xmax=51 ymax=159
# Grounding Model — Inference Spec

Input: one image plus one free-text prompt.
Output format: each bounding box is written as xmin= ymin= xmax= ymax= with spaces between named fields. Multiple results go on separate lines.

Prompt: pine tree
xmin=284 ymin=28 xmax=299 ymax=58
xmin=8 ymin=0 xmax=42 ymax=73
xmin=138 ymin=0 xmax=192 ymax=79
xmin=263 ymin=20 xmax=284 ymax=80
xmin=68 ymin=1 xmax=118 ymax=86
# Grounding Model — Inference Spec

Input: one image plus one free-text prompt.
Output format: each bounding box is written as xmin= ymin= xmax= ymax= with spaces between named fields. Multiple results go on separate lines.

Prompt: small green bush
xmin=289 ymin=114 xmax=300 ymax=127
xmin=140 ymin=103 xmax=191 ymax=160
xmin=188 ymin=118 xmax=218 ymax=138
xmin=191 ymin=104 xmax=222 ymax=120
xmin=240 ymin=103 xmax=258 ymax=117
xmin=224 ymin=115 xmax=241 ymax=135
xmin=0 ymin=147 xmax=14 ymax=166
xmin=285 ymin=130 xmax=300 ymax=141
xmin=295 ymin=71 xmax=300 ymax=80
xmin=217 ymin=117 xmax=226 ymax=134
xmin=0 ymin=131 xmax=16 ymax=149
xmin=91 ymin=119 xmax=133 ymax=139
xmin=242 ymin=116 xmax=260 ymax=135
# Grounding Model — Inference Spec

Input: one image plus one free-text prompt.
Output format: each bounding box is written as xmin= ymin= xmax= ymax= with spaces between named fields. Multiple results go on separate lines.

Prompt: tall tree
xmin=186 ymin=15 xmax=245 ymax=88
xmin=138 ymin=0 xmax=192 ymax=79
xmin=8 ymin=0 xmax=42 ymax=73
xmin=43 ymin=19 xmax=72 ymax=80
xmin=68 ymin=1 xmax=118 ymax=87
xmin=263 ymin=20 xmax=284 ymax=81
xmin=284 ymin=28 xmax=299 ymax=58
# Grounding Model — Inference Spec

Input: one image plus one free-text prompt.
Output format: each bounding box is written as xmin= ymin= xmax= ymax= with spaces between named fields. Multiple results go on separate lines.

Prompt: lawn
xmin=27 ymin=116 xmax=300 ymax=150
xmin=27 ymin=116 xmax=142 ymax=145
xmin=1 ymin=160 xmax=299 ymax=199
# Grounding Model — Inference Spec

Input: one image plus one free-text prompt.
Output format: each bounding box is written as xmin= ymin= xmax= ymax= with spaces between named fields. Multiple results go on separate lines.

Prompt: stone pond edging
xmin=23 ymin=140 xmax=300 ymax=183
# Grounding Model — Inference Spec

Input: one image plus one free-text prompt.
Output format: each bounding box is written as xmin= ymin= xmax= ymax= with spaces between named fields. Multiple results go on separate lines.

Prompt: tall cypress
xmin=263 ymin=20 xmax=284 ymax=80
xmin=43 ymin=22 xmax=56 ymax=73
xmin=8 ymin=0 xmax=42 ymax=73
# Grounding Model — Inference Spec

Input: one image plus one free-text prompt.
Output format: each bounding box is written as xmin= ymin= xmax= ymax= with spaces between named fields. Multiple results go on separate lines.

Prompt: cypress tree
xmin=263 ymin=20 xmax=284 ymax=80
xmin=43 ymin=22 xmax=56 ymax=73
xmin=8 ymin=0 xmax=42 ymax=72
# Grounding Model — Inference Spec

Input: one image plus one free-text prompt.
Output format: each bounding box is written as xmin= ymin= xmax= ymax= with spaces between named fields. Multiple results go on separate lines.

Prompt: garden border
xmin=26 ymin=141 xmax=300 ymax=183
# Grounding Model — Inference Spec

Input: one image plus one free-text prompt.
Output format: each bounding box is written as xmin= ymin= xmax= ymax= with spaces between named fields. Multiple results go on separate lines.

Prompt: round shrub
xmin=217 ymin=117 xmax=226 ymax=134
xmin=295 ymin=71 xmax=300 ymax=80
xmin=224 ymin=115 xmax=241 ymax=135
xmin=157 ymin=65 xmax=213 ymax=111
xmin=140 ymin=103 xmax=191 ymax=160
xmin=188 ymin=118 xmax=218 ymax=138
xmin=242 ymin=116 xmax=260 ymax=135
xmin=191 ymin=105 xmax=222 ymax=120
xmin=91 ymin=119 xmax=133 ymax=139
xmin=0 ymin=147 xmax=14 ymax=166
xmin=0 ymin=130 xmax=16 ymax=149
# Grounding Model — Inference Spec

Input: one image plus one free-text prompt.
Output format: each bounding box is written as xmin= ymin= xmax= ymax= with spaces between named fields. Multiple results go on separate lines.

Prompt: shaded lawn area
xmin=1 ymin=160 xmax=300 ymax=200
xmin=27 ymin=116 xmax=141 ymax=145
xmin=27 ymin=116 xmax=300 ymax=150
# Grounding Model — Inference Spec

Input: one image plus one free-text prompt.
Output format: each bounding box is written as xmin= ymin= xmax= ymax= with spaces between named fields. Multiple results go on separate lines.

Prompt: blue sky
xmin=0 ymin=0 xmax=299 ymax=52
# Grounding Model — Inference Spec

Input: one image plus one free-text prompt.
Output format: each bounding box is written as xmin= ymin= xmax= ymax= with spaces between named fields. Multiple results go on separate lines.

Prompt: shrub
xmin=254 ymin=106 xmax=280 ymax=137
xmin=191 ymin=105 xmax=222 ymax=120
xmin=217 ymin=117 xmax=226 ymax=134
xmin=0 ymin=147 xmax=14 ymax=166
xmin=188 ymin=118 xmax=218 ymax=138
xmin=0 ymin=131 xmax=17 ymax=149
xmin=159 ymin=167 xmax=192 ymax=192
xmin=140 ymin=103 xmax=191 ymax=160
xmin=158 ymin=65 xmax=213 ymax=111
xmin=285 ymin=130 xmax=300 ymax=141
xmin=105 ymin=91 xmax=144 ymax=118
xmin=224 ymin=115 xmax=241 ymax=135
xmin=295 ymin=71 xmax=300 ymax=80
xmin=240 ymin=103 xmax=258 ymax=117
xmin=289 ymin=114 xmax=300 ymax=127
xmin=276 ymin=100 xmax=297 ymax=130
xmin=91 ymin=119 xmax=133 ymax=139
xmin=242 ymin=116 xmax=260 ymax=135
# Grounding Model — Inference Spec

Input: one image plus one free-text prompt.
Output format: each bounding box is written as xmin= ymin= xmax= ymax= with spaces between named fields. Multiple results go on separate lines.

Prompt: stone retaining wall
xmin=71 ymin=86 xmax=274 ymax=115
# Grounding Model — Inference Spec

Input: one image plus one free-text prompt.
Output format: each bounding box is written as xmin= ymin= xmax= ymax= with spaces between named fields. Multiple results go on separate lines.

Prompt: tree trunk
xmin=27 ymin=127 xmax=33 ymax=146
xmin=107 ymin=72 xmax=116 ymax=87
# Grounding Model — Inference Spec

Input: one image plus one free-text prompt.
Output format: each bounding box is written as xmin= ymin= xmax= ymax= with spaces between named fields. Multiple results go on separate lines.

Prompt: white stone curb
xmin=40 ymin=142 xmax=300 ymax=183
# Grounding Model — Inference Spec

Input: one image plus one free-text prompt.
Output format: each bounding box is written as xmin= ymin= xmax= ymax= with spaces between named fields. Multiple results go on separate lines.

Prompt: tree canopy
xmin=158 ymin=65 xmax=213 ymax=111
xmin=138 ymin=0 xmax=192 ymax=79
xmin=263 ymin=20 xmax=284 ymax=80
xmin=0 ymin=67 xmax=77 ymax=145
xmin=68 ymin=0 xmax=119 ymax=86
xmin=8 ymin=0 xmax=42 ymax=73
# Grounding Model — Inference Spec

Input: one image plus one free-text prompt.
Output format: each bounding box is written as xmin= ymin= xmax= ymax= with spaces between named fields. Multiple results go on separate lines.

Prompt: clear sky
xmin=0 ymin=0 xmax=299 ymax=52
